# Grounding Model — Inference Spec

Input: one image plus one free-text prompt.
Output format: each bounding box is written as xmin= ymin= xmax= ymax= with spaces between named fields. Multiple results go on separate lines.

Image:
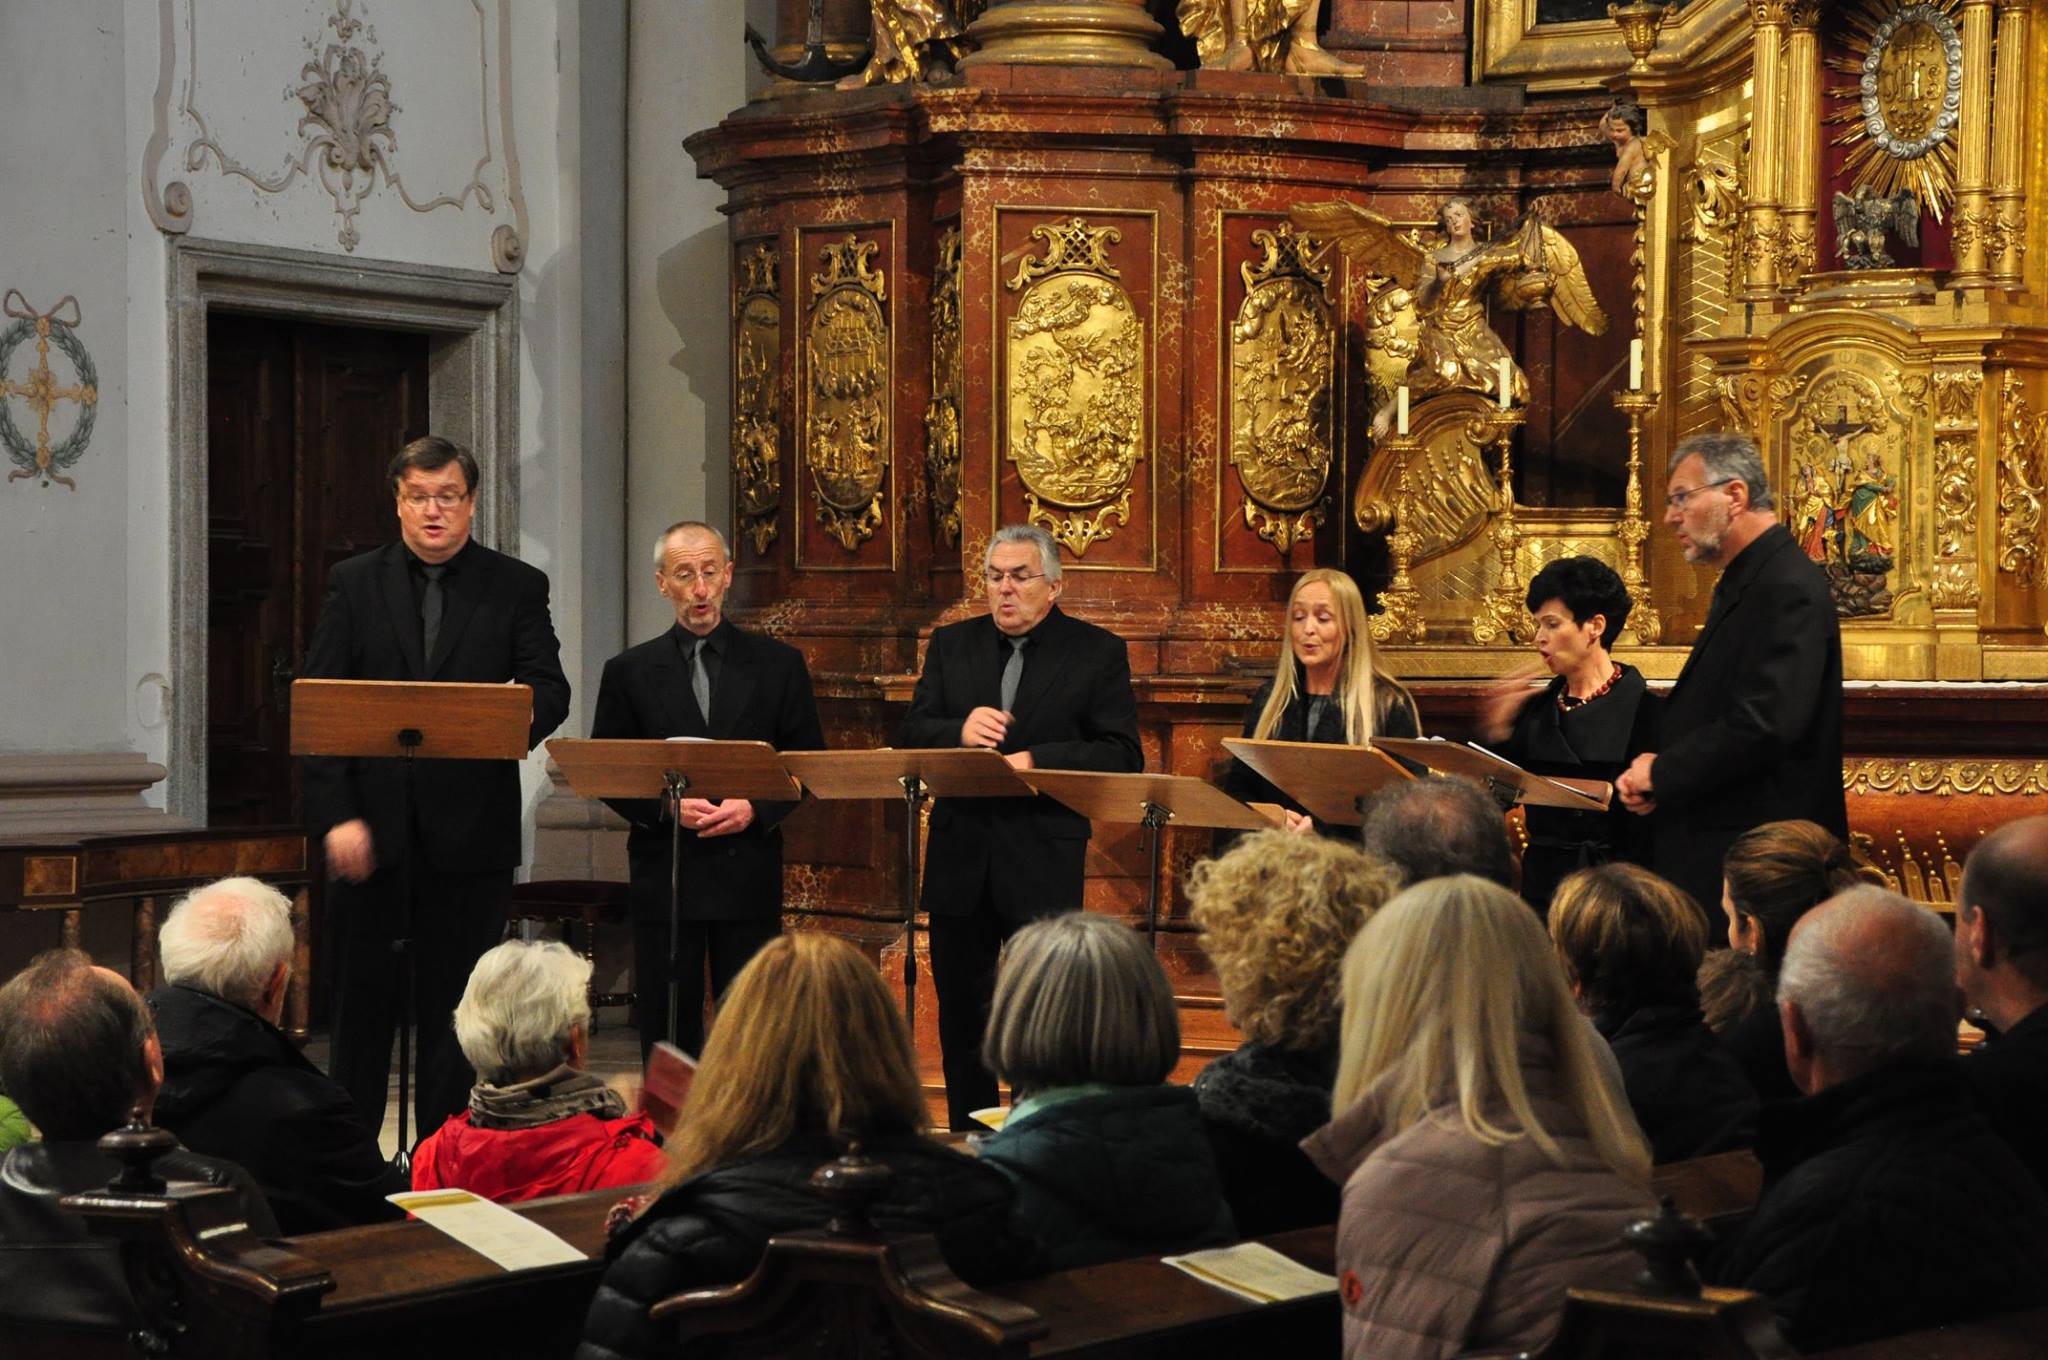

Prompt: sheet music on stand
xmin=1368 ymin=737 xmax=1612 ymax=811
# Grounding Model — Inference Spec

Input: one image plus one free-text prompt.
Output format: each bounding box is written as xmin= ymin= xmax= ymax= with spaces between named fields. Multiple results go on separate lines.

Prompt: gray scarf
xmin=467 ymin=1063 xmax=627 ymax=1131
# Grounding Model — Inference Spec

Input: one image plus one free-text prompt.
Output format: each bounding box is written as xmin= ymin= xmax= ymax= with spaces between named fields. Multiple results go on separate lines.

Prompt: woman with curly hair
xmin=1186 ymin=830 xmax=1399 ymax=1233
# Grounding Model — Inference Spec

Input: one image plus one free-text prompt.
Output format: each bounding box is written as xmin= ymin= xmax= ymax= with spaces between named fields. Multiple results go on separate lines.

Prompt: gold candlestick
xmin=1469 ymin=410 xmax=1530 ymax=646
xmin=1368 ymin=435 xmax=1426 ymax=645
xmin=1612 ymin=388 xmax=1661 ymax=644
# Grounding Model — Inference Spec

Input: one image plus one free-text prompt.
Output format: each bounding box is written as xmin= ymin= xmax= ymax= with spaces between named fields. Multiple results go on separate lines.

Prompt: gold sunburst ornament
xmin=1825 ymin=0 xmax=1964 ymax=221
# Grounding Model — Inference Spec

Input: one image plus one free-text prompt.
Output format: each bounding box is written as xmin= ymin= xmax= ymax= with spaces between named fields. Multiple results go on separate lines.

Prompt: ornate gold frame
xmin=1472 ymin=0 xmax=1748 ymax=88
xmin=794 ymin=222 xmax=900 ymax=572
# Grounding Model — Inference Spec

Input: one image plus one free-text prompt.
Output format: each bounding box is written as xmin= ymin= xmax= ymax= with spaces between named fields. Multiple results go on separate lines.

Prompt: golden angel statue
xmin=1600 ymin=101 xmax=1673 ymax=207
xmin=1177 ymin=0 xmax=1365 ymax=76
xmin=838 ymin=0 xmax=976 ymax=88
xmin=1290 ymin=197 xmax=1609 ymax=438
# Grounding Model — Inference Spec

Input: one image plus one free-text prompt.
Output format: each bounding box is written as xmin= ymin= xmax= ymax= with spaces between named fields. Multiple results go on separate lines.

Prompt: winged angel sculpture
xmin=1289 ymin=199 xmax=1608 ymax=438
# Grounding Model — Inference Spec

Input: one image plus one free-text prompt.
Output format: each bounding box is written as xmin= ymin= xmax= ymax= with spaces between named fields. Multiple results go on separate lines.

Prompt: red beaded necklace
xmin=1556 ymin=664 xmax=1623 ymax=713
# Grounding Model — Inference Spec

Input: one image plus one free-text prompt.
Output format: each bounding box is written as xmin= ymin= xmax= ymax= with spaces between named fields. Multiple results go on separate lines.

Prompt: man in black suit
xmin=301 ymin=436 xmax=570 ymax=1140
xmin=1955 ymin=815 xmax=2048 ymax=1191
xmin=1616 ymin=430 xmax=1846 ymax=918
xmin=590 ymin=520 xmax=824 ymax=1058
xmin=900 ymin=523 xmax=1143 ymax=1129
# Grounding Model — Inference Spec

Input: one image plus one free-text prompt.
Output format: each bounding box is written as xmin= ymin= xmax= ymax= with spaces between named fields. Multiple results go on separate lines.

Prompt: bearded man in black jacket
xmin=148 ymin=876 xmax=405 ymax=1233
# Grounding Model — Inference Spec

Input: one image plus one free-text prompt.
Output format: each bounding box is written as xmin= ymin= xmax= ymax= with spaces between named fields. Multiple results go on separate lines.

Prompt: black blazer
xmin=589 ymin=620 xmax=824 ymax=923
xmin=899 ymin=606 xmax=1143 ymax=920
xmin=1650 ymin=525 xmax=1847 ymax=914
xmin=1220 ymin=671 xmax=1420 ymax=838
xmin=300 ymin=540 xmax=570 ymax=874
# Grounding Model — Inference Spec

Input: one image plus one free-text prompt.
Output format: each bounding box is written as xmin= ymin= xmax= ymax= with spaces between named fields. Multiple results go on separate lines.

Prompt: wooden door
xmin=206 ymin=313 xmax=429 ymax=827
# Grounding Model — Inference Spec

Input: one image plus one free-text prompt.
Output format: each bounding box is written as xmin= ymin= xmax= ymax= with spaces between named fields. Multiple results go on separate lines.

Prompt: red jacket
xmin=411 ymin=1110 xmax=666 ymax=1204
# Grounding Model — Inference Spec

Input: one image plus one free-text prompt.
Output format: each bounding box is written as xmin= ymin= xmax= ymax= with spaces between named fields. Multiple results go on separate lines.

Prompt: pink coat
xmin=1301 ymin=1047 xmax=1655 ymax=1360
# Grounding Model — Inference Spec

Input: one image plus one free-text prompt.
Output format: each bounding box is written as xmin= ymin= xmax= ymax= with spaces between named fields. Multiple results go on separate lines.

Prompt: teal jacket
xmin=977 ymin=1084 xmax=1236 ymax=1271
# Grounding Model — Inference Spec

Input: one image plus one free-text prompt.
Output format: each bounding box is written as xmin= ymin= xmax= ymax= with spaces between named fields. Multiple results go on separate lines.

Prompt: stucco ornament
xmin=0 ymin=293 xmax=98 ymax=492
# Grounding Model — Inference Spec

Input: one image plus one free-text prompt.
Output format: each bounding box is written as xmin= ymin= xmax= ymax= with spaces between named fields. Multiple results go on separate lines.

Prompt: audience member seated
xmin=1548 ymin=864 xmax=1757 ymax=1162
xmin=1697 ymin=945 xmax=1772 ymax=1036
xmin=1711 ymin=886 xmax=2048 ymax=1349
xmin=0 ymin=949 xmax=277 ymax=1335
xmin=577 ymin=933 xmax=1017 ymax=1360
xmin=414 ymin=939 xmax=665 ymax=1203
xmin=1185 ymin=831 xmax=1399 ymax=1234
xmin=976 ymin=912 xmax=1236 ymax=1270
xmin=149 ymin=876 xmax=405 ymax=1232
xmin=1713 ymin=819 xmax=1870 ymax=1102
xmin=1954 ymin=814 xmax=2048 ymax=1191
xmin=0 ymin=1093 xmax=28 ymax=1151
xmin=1303 ymin=875 xmax=1654 ymax=1360
xmin=1359 ymin=774 xmax=1517 ymax=890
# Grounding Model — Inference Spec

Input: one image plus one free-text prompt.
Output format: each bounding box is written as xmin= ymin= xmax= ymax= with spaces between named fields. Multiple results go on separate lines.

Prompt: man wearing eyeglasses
xmin=901 ymin=523 xmax=1144 ymax=1129
xmin=1615 ymin=430 xmax=1846 ymax=922
xmin=589 ymin=520 xmax=824 ymax=1059
xmin=301 ymin=436 xmax=571 ymax=1141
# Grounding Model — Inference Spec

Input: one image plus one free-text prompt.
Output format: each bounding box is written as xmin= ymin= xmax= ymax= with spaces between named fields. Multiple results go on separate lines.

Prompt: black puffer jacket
xmin=148 ymin=984 xmax=405 ymax=1233
xmin=976 ymin=1084 xmax=1236 ymax=1271
xmin=1596 ymin=1002 xmax=1758 ymax=1164
xmin=1192 ymin=1042 xmax=1338 ymax=1235
xmin=1711 ymin=1059 xmax=2048 ymax=1350
xmin=575 ymin=1133 xmax=1018 ymax=1360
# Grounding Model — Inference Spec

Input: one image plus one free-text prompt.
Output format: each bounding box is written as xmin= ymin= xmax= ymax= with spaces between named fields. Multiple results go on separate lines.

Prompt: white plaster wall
xmin=623 ymin=0 xmax=752 ymax=645
xmin=0 ymin=0 xmax=135 ymax=753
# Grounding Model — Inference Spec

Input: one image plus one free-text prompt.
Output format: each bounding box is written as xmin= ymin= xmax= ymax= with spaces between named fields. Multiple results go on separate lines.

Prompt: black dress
xmin=1494 ymin=663 xmax=1658 ymax=913
xmin=1221 ymin=669 xmax=1420 ymax=841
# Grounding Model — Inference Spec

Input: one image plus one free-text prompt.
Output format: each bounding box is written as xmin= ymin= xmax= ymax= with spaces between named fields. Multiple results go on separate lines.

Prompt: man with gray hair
xmin=1616 ymin=431 xmax=1846 ymax=920
xmin=591 ymin=519 xmax=823 ymax=1059
xmin=901 ymin=523 xmax=1143 ymax=1128
xmin=1713 ymin=886 xmax=2048 ymax=1349
xmin=1358 ymin=775 xmax=1518 ymax=892
xmin=149 ymin=876 xmax=404 ymax=1232
xmin=1955 ymin=814 xmax=2048 ymax=1190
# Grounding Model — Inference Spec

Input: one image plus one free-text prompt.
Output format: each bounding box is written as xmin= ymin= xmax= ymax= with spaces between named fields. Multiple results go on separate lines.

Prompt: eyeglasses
xmin=984 ymin=568 xmax=1047 ymax=587
xmin=399 ymin=491 xmax=470 ymax=510
xmin=663 ymin=568 xmax=725 ymax=587
xmin=1663 ymin=479 xmax=1734 ymax=511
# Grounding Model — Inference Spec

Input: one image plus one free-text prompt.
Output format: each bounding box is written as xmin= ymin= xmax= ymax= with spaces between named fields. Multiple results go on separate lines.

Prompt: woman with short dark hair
xmin=975 ymin=913 xmax=1235 ymax=1270
xmin=1477 ymin=554 xmax=1658 ymax=911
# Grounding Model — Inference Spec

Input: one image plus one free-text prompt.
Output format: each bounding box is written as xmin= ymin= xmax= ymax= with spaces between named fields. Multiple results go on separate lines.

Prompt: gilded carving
xmin=1996 ymin=370 xmax=2048 ymax=579
xmin=1777 ymin=222 xmax=1819 ymax=278
xmin=1931 ymin=369 xmax=1982 ymax=428
xmin=1687 ymin=161 xmax=1745 ymax=241
xmin=733 ymin=243 xmax=783 ymax=555
xmin=1991 ymin=202 xmax=2029 ymax=264
xmin=804 ymin=237 xmax=890 ymax=552
xmin=1825 ymin=0 xmax=1964 ymax=220
xmin=1932 ymin=434 xmax=1979 ymax=607
xmin=1230 ymin=226 xmax=1335 ymax=555
xmin=1750 ymin=0 xmax=1796 ymax=25
xmin=1788 ymin=368 xmax=1904 ymax=618
xmin=1714 ymin=372 xmax=1768 ymax=432
xmin=925 ymin=228 xmax=964 ymax=548
xmin=1844 ymin=759 xmax=2048 ymax=797
xmin=1004 ymin=219 xmax=1145 ymax=557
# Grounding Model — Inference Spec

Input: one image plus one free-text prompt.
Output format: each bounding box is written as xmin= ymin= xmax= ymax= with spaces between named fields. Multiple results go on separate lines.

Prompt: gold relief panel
xmin=733 ymin=240 xmax=783 ymax=558
xmin=801 ymin=232 xmax=891 ymax=558
xmin=1845 ymin=758 xmax=2048 ymax=797
xmin=1785 ymin=363 xmax=1911 ymax=620
xmin=1229 ymin=224 xmax=1335 ymax=556
xmin=1931 ymin=368 xmax=1982 ymax=429
xmin=1996 ymin=369 xmax=2048 ymax=580
xmin=1003 ymin=217 xmax=1146 ymax=559
xmin=1932 ymin=433 xmax=1980 ymax=608
xmin=925 ymin=226 xmax=964 ymax=549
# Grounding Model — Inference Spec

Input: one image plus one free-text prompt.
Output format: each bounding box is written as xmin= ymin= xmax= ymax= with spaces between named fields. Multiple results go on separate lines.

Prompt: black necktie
xmin=688 ymin=637 xmax=713 ymax=724
xmin=1000 ymin=636 xmax=1027 ymax=713
xmin=420 ymin=564 xmax=448 ymax=663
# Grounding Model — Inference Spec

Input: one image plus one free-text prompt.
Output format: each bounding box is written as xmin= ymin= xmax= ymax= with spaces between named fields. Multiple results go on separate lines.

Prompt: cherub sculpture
xmin=1177 ymin=0 xmax=1365 ymax=76
xmin=1290 ymin=197 xmax=1609 ymax=437
xmin=1832 ymin=185 xmax=1920 ymax=270
xmin=1599 ymin=101 xmax=1672 ymax=207
xmin=838 ymin=0 xmax=973 ymax=88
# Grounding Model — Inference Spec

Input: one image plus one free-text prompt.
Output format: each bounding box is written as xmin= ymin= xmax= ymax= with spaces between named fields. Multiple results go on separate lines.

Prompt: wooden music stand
xmin=1369 ymin=737 xmax=1612 ymax=810
xmin=1019 ymin=771 xmax=1269 ymax=949
xmin=291 ymin=678 xmax=535 ymax=1170
xmin=779 ymin=748 xmax=1033 ymax=1023
xmin=1221 ymin=738 xmax=1414 ymax=838
xmin=547 ymin=738 xmax=801 ymax=1047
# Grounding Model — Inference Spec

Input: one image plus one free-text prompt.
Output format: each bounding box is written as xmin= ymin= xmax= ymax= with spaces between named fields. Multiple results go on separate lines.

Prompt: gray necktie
xmin=688 ymin=637 xmax=713 ymax=724
xmin=1000 ymin=636 xmax=1027 ymax=713
xmin=420 ymin=564 xmax=447 ymax=663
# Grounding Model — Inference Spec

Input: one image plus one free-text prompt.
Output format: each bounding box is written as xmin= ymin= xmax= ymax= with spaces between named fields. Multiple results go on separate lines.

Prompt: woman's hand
xmin=1476 ymin=661 xmax=1546 ymax=743
xmin=1283 ymin=809 xmax=1315 ymax=836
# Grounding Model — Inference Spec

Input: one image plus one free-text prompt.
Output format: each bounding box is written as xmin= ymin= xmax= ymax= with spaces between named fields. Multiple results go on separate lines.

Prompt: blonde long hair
xmin=1252 ymin=569 xmax=1411 ymax=746
xmin=1331 ymin=875 xmax=1651 ymax=1184
xmin=652 ymin=933 xmax=927 ymax=1193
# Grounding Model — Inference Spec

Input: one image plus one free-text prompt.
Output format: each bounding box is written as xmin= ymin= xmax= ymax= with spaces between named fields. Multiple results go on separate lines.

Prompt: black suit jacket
xmin=590 ymin=621 xmax=825 ymax=923
xmin=899 ymin=606 xmax=1143 ymax=920
xmin=300 ymin=540 xmax=571 ymax=874
xmin=1651 ymin=525 xmax=1847 ymax=912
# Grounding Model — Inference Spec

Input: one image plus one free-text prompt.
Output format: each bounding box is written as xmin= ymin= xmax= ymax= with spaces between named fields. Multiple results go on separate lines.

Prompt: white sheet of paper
xmin=1160 ymin=1242 xmax=1338 ymax=1305
xmin=387 ymin=1189 xmax=589 ymax=1272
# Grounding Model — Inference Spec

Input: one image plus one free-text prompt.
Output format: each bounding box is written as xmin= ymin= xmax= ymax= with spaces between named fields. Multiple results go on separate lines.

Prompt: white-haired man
xmin=900 ymin=523 xmax=1143 ymax=1129
xmin=1712 ymin=886 xmax=2048 ymax=1349
xmin=149 ymin=876 xmax=404 ymax=1232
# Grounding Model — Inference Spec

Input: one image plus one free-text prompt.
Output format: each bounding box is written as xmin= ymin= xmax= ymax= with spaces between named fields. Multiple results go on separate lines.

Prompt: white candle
xmin=1396 ymin=385 xmax=1410 ymax=436
xmin=1497 ymin=357 xmax=1512 ymax=410
xmin=1629 ymin=338 xmax=1644 ymax=391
